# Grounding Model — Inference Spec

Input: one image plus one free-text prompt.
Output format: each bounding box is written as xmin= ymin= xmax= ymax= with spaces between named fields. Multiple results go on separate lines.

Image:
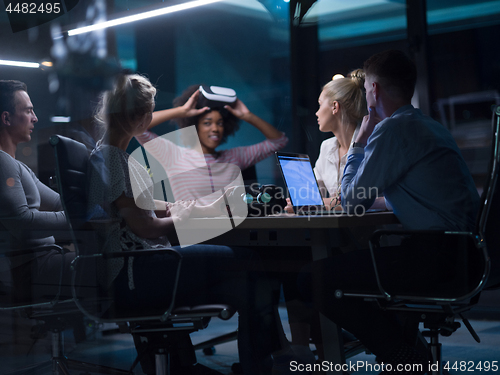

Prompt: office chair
xmin=50 ymin=134 xmax=235 ymax=375
xmin=334 ymin=104 xmax=500 ymax=375
xmin=478 ymin=106 xmax=500 ymax=291
xmin=1 ymin=222 xmax=130 ymax=375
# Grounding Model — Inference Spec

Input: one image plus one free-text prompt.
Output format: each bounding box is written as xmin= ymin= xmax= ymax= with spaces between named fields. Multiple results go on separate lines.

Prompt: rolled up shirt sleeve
xmin=341 ymin=121 xmax=408 ymax=213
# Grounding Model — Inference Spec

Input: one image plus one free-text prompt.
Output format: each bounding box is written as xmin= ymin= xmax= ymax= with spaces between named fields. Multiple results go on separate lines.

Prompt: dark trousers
xmin=9 ymin=249 xmax=76 ymax=304
xmin=113 ymin=244 xmax=285 ymax=375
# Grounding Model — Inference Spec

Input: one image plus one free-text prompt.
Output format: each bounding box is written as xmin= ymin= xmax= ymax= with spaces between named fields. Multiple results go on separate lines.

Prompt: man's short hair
xmin=363 ymin=50 xmax=417 ymax=102
xmin=0 ymin=80 xmax=28 ymax=114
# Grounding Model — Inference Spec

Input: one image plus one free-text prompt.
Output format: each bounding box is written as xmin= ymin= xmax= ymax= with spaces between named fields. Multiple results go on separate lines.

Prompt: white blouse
xmin=313 ymin=127 xmax=360 ymax=198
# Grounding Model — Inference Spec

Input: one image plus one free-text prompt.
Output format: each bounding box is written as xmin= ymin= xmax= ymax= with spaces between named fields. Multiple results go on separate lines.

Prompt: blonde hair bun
xmin=348 ymin=69 xmax=365 ymax=90
xmin=321 ymin=69 xmax=367 ymax=124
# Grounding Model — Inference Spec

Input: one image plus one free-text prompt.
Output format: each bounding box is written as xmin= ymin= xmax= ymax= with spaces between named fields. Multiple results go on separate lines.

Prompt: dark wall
xmin=317 ymin=23 xmax=500 ymax=126
xmin=428 ymin=24 xmax=500 ymax=116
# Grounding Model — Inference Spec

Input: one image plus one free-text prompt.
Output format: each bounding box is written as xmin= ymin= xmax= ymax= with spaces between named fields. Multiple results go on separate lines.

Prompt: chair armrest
xmin=71 ymin=247 xmax=181 ymax=273
xmin=369 ymin=229 xmax=471 ymax=247
xmin=367 ymin=230 xmax=485 ymax=302
xmin=71 ymin=247 xmax=183 ymax=323
xmin=88 ymin=218 xmax=121 ymax=224
xmin=0 ymin=243 xmax=64 ymax=258
xmin=101 ymin=247 xmax=181 ymax=260
xmin=0 ymin=243 xmax=67 ymax=309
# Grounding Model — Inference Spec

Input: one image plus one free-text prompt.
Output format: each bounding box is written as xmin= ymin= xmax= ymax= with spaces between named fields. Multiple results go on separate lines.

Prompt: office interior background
xmin=1 ymin=0 xmax=500 ymax=372
xmin=1 ymin=0 xmax=499 ymax=186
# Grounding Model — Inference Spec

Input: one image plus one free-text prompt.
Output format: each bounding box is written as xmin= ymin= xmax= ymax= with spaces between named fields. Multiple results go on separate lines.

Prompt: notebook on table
xmin=275 ymin=152 xmax=333 ymax=215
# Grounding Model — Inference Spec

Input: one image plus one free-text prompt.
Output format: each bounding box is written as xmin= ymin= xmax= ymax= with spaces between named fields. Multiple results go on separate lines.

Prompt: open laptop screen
xmin=276 ymin=152 xmax=324 ymax=209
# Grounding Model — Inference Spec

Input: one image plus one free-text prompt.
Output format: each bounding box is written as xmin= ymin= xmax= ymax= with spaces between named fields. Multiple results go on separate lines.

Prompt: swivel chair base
xmin=5 ymin=330 xmax=131 ymax=375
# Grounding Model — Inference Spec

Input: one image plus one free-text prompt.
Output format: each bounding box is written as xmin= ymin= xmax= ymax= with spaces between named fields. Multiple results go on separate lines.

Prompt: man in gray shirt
xmin=0 ymin=80 xmax=71 ymax=302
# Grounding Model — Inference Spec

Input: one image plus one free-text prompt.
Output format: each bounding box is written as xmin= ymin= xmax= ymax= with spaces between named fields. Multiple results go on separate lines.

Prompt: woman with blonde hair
xmin=314 ymin=69 xmax=368 ymax=209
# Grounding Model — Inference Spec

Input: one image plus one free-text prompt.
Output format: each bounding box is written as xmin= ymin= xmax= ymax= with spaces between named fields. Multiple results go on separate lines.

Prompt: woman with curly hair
xmin=134 ymin=84 xmax=288 ymax=202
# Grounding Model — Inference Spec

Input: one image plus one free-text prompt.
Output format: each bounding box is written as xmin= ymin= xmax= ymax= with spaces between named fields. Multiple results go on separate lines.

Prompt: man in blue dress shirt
xmin=302 ymin=50 xmax=480 ymax=374
xmin=342 ymin=50 xmax=479 ymax=230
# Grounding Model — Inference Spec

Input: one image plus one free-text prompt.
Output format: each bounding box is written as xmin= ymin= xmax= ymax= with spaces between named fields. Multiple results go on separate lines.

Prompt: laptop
xmin=275 ymin=152 xmax=333 ymax=215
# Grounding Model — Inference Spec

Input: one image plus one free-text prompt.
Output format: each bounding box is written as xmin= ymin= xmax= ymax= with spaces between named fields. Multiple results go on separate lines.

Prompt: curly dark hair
xmin=172 ymin=84 xmax=240 ymax=145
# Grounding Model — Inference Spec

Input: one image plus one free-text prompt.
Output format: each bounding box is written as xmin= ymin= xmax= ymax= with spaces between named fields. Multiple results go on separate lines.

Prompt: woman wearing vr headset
xmin=134 ymin=84 xmax=288 ymax=202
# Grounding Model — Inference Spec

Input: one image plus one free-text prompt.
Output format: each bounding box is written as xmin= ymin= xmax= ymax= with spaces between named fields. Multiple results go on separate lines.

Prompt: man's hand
xmin=356 ymin=107 xmax=381 ymax=145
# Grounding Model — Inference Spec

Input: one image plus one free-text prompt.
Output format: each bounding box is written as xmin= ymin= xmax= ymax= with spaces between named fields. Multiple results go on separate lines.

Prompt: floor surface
xmin=1 ymin=306 xmax=499 ymax=374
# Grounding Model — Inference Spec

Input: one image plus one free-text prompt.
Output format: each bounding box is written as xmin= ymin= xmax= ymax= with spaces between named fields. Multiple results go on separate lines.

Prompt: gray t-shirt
xmin=0 ymin=150 xmax=66 ymax=250
xmin=0 ymin=150 xmax=67 ymax=270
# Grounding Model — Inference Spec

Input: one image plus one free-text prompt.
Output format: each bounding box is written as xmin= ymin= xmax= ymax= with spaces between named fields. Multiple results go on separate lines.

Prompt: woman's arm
xmin=115 ymin=193 xmax=176 ymax=239
xmin=154 ymin=199 xmax=169 ymax=217
xmin=148 ymin=89 xmax=209 ymax=130
xmin=225 ymin=99 xmax=283 ymax=140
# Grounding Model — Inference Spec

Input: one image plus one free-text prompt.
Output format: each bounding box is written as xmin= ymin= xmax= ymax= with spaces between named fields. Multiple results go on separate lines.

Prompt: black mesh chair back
xmin=50 ymin=135 xmax=235 ymax=374
xmin=329 ymin=106 xmax=500 ymax=375
xmin=50 ymin=134 xmax=90 ymax=235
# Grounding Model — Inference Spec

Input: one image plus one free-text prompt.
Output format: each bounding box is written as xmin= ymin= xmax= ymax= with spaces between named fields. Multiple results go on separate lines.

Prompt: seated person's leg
xmin=298 ymin=248 xmax=428 ymax=369
xmin=31 ymin=249 xmax=76 ymax=299
xmin=258 ymin=246 xmax=314 ymax=348
xmin=176 ymin=245 xmax=289 ymax=375
xmin=112 ymin=244 xmax=288 ymax=375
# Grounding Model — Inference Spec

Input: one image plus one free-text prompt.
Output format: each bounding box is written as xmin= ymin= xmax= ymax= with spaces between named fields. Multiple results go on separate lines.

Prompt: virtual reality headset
xmin=198 ymin=85 xmax=237 ymax=109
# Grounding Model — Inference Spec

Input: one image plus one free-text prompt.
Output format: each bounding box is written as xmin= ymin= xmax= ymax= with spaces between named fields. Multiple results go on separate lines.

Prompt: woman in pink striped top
xmin=135 ymin=85 xmax=288 ymax=203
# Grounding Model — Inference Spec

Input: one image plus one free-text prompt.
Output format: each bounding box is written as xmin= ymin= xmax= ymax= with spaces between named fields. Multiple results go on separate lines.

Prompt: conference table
xmin=197 ymin=210 xmax=400 ymax=374
xmin=44 ymin=210 xmax=398 ymax=373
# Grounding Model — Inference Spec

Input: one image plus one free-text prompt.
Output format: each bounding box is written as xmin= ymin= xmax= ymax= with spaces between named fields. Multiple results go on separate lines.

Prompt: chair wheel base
xmin=203 ymin=347 xmax=216 ymax=356
xmin=231 ymin=362 xmax=243 ymax=374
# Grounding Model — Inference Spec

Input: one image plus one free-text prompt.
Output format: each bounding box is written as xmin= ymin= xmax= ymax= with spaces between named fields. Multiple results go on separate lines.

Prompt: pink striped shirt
xmin=136 ymin=130 xmax=288 ymax=203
